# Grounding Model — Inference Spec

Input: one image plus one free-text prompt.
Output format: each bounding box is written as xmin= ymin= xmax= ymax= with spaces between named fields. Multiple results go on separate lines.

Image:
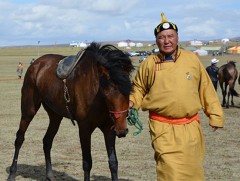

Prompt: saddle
xmin=56 ymin=49 xmax=85 ymax=79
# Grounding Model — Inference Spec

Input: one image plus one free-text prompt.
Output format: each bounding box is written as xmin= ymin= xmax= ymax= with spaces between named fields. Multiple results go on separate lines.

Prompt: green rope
xmin=127 ymin=107 xmax=143 ymax=136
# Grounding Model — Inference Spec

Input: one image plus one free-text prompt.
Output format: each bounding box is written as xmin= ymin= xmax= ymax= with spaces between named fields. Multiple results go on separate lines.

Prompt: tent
xmin=190 ymin=40 xmax=203 ymax=46
xmin=117 ymin=41 xmax=128 ymax=47
xmin=221 ymin=38 xmax=229 ymax=45
xmin=227 ymin=46 xmax=240 ymax=54
xmin=183 ymin=46 xmax=198 ymax=51
xmin=193 ymin=49 xmax=208 ymax=56
xmin=128 ymin=42 xmax=136 ymax=47
xmin=136 ymin=42 xmax=143 ymax=47
xmin=79 ymin=42 xmax=87 ymax=48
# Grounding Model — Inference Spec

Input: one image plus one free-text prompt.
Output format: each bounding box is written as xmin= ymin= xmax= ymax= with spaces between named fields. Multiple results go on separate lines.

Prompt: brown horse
xmin=7 ymin=43 xmax=134 ymax=181
xmin=218 ymin=61 xmax=239 ymax=108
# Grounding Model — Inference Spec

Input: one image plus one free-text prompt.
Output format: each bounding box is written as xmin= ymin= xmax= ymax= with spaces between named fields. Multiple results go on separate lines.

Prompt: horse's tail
xmin=230 ymin=87 xmax=239 ymax=97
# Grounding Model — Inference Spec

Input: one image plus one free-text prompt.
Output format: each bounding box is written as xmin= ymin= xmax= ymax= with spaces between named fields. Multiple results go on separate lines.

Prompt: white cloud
xmin=0 ymin=0 xmax=240 ymax=46
xmin=182 ymin=18 xmax=220 ymax=40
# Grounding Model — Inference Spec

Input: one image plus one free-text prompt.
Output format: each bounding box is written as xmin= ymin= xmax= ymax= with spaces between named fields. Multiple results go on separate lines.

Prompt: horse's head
xmin=94 ymin=43 xmax=134 ymax=138
xmin=101 ymin=79 xmax=130 ymax=138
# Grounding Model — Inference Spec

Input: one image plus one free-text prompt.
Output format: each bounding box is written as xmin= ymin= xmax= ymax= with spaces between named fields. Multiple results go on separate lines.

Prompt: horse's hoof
xmin=46 ymin=176 xmax=56 ymax=181
xmin=46 ymin=178 xmax=56 ymax=181
xmin=7 ymin=175 xmax=15 ymax=181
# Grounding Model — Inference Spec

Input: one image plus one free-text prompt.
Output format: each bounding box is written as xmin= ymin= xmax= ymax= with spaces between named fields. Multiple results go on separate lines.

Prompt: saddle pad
xmin=56 ymin=55 xmax=77 ymax=79
xmin=56 ymin=49 xmax=86 ymax=79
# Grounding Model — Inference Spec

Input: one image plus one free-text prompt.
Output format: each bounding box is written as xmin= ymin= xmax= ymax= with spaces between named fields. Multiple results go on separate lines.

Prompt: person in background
xmin=17 ymin=62 xmax=23 ymax=79
xmin=206 ymin=58 xmax=219 ymax=91
xmin=129 ymin=12 xmax=224 ymax=181
xmin=30 ymin=58 xmax=35 ymax=64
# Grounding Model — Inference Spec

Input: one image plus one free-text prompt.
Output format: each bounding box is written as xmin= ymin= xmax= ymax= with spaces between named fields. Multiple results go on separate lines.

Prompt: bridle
xmin=109 ymin=109 xmax=128 ymax=120
xmin=109 ymin=108 xmax=143 ymax=136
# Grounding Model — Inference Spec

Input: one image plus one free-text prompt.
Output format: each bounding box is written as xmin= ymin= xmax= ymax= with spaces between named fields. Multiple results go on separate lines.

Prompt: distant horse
xmin=218 ymin=61 xmax=239 ymax=108
xmin=7 ymin=42 xmax=134 ymax=181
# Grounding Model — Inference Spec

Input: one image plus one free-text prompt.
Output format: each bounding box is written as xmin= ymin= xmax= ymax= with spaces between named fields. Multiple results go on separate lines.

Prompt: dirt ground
xmin=1 ymin=79 xmax=240 ymax=181
xmin=1 ymin=53 xmax=240 ymax=181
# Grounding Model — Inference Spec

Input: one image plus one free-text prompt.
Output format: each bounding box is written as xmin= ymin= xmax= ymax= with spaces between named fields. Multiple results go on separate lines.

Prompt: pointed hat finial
xmin=161 ymin=12 xmax=168 ymax=23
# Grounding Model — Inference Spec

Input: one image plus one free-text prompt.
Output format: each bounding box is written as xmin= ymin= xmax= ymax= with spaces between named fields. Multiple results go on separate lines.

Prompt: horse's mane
xmin=84 ymin=42 xmax=134 ymax=96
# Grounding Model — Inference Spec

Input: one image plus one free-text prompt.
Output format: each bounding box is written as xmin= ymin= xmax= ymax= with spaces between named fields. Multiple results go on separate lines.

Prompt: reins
xmin=127 ymin=107 xmax=143 ymax=136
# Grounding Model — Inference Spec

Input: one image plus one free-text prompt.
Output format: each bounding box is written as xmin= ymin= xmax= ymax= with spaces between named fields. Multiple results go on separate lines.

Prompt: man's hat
xmin=154 ymin=12 xmax=178 ymax=36
xmin=211 ymin=58 xmax=219 ymax=64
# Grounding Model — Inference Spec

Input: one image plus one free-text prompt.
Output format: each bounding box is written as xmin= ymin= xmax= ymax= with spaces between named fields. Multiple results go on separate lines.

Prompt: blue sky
xmin=1 ymin=0 xmax=240 ymax=46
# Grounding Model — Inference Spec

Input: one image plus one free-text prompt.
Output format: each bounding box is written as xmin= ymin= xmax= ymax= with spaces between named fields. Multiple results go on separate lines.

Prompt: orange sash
xmin=149 ymin=111 xmax=200 ymax=125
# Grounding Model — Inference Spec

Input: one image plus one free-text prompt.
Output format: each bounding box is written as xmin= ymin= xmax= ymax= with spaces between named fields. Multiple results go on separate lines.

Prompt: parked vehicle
xmin=129 ymin=51 xmax=140 ymax=57
xmin=136 ymin=51 xmax=147 ymax=56
xmin=139 ymin=56 xmax=147 ymax=63
xmin=152 ymin=48 xmax=159 ymax=54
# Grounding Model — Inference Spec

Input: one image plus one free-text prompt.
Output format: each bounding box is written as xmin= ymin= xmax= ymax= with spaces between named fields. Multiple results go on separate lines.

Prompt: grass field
xmin=0 ymin=45 xmax=240 ymax=181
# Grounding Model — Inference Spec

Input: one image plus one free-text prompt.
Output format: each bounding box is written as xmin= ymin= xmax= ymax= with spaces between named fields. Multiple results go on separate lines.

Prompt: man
xmin=206 ymin=58 xmax=219 ymax=90
xmin=30 ymin=58 xmax=35 ymax=64
xmin=17 ymin=62 xmax=23 ymax=79
xmin=129 ymin=12 xmax=224 ymax=181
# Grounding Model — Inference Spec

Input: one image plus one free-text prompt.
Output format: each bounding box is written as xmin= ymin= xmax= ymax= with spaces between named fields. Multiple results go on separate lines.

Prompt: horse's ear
xmin=98 ymin=65 xmax=110 ymax=80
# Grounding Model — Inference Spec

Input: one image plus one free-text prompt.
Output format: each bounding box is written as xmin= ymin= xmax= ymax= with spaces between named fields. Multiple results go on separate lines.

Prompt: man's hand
xmin=211 ymin=126 xmax=218 ymax=132
xmin=129 ymin=100 xmax=133 ymax=108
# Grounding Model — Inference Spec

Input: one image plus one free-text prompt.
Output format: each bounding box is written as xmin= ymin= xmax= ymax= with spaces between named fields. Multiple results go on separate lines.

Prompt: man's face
xmin=156 ymin=29 xmax=178 ymax=56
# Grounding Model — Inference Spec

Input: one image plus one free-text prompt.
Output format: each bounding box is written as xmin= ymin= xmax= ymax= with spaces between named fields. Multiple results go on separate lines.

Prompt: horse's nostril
xmin=117 ymin=133 xmax=127 ymax=138
xmin=115 ymin=128 xmax=129 ymax=138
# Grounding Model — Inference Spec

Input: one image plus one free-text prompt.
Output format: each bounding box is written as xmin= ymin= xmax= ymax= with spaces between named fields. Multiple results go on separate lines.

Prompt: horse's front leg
xmin=43 ymin=108 xmax=63 ymax=181
xmin=78 ymin=124 xmax=93 ymax=181
xmin=103 ymin=128 xmax=118 ymax=181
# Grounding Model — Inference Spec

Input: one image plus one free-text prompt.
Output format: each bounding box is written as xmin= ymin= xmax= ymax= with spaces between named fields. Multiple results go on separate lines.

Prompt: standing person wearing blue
xmin=206 ymin=58 xmax=220 ymax=91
